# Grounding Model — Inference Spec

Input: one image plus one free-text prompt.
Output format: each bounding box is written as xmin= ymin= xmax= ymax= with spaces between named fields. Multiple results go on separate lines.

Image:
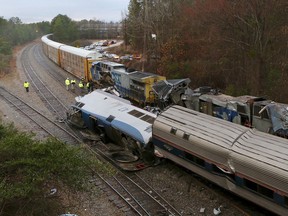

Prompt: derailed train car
xmin=41 ymin=34 xmax=102 ymax=82
xmin=66 ymin=89 xmax=157 ymax=159
xmin=183 ymin=87 xmax=288 ymax=138
xmin=153 ymin=82 xmax=288 ymax=138
xmin=90 ymin=60 xmax=166 ymax=105
xmin=153 ymin=105 xmax=288 ymax=215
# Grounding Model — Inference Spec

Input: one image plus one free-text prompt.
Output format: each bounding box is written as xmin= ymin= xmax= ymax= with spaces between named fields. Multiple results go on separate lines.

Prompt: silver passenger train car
xmin=152 ymin=105 xmax=288 ymax=215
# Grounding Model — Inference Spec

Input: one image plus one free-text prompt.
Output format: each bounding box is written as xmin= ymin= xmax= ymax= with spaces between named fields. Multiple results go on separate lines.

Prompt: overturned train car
xmin=66 ymin=89 xmax=157 ymax=159
xmin=153 ymin=105 xmax=288 ymax=215
xmin=184 ymin=87 xmax=288 ymax=138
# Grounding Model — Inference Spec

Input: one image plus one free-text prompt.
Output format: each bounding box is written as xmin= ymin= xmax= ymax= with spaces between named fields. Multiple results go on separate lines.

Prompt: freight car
xmin=66 ymin=89 xmax=157 ymax=159
xmin=153 ymin=105 xmax=288 ymax=215
xmin=41 ymin=34 xmax=102 ymax=82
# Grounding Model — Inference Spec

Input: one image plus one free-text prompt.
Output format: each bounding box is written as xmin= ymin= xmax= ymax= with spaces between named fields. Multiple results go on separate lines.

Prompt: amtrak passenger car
xmin=153 ymin=105 xmax=288 ymax=215
xmin=67 ymin=90 xmax=156 ymax=158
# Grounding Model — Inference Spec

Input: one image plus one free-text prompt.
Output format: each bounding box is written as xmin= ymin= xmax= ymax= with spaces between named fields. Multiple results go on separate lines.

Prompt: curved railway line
xmin=0 ymin=86 xmax=80 ymax=145
xmin=0 ymin=41 xmax=273 ymax=215
xmin=21 ymin=45 xmax=71 ymax=119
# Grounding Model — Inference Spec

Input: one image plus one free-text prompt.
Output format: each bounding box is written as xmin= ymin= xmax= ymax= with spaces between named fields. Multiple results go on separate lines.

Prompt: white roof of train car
xmin=60 ymin=45 xmax=102 ymax=59
xmin=155 ymin=105 xmax=288 ymax=193
xmin=75 ymin=90 xmax=156 ymax=144
xmin=157 ymin=105 xmax=248 ymax=149
xmin=41 ymin=34 xmax=65 ymax=49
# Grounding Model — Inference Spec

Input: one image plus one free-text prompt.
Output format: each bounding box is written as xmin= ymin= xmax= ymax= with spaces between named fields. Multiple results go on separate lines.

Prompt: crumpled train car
xmin=153 ymin=105 xmax=288 ymax=215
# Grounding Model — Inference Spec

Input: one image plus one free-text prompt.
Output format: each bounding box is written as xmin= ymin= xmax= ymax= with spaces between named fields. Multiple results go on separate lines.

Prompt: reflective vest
xmin=65 ymin=79 xmax=70 ymax=86
xmin=86 ymin=82 xmax=90 ymax=88
xmin=78 ymin=82 xmax=84 ymax=88
xmin=71 ymin=79 xmax=76 ymax=84
xmin=24 ymin=82 xmax=30 ymax=88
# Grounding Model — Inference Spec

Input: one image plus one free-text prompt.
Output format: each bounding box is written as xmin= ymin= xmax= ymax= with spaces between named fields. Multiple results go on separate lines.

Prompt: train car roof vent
xmin=170 ymin=127 xmax=177 ymax=135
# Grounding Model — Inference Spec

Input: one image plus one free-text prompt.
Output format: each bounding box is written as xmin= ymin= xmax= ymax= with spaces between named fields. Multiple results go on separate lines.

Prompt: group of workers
xmin=65 ymin=78 xmax=94 ymax=93
xmin=23 ymin=78 xmax=94 ymax=94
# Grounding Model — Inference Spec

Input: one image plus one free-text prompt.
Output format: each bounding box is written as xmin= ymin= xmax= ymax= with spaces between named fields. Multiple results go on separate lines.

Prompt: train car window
xmin=128 ymin=109 xmax=145 ymax=118
xmin=258 ymin=185 xmax=273 ymax=199
xmin=253 ymin=105 xmax=269 ymax=119
xmin=244 ymin=178 xmax=273 ymax=199
xmin=194 ymin=157 xmax=205 ymax=167
xmin=170 ymin=127 xmax=177 ymax=135
xmin=244 ymin=178 xmax=257 ymax=191
xmin=237 ymin=104 xmax=246 ymax=114
xmin=140 ymin=115 xmax=155 ymax=124
xmin=106 ymin=115 xmax=115 ymax=122
xmin=184 ymin=152 xmax=205 ymax=167
xmin=183 ymin=133 xmax=190 ymax=140
xmin=285 ymin=196 xmax=288 ymax=207
xmin=253 ymin=106 xmax=261 ymax=117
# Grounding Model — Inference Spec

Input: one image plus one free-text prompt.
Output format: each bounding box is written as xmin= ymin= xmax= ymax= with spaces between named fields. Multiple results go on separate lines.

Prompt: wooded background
xmin=125 ymin=0 xmax=288 ymax=102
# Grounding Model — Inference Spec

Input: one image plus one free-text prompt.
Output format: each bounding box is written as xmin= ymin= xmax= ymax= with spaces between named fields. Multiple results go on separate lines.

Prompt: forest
xmin=0 ymin=17 xmax=50 ymax=75
xmin=125 ymin=0 xmax=288 ymax=102
xmin=0 ymin=15 xmax=120 ymax=77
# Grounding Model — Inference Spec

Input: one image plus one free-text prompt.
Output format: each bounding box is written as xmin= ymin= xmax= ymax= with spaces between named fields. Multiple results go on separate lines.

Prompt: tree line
xmin=0 ymin=17 xmax=50 ymax=75
xmin=0 ymin=15 xmax=121 ymax=76
xmin=124 ymin=0 xmax=288 ymax=102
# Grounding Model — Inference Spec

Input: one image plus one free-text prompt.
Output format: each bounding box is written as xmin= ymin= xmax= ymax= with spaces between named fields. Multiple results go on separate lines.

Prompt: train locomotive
xmin=153 ymin=105 xmax=288 ymax=215
xmin=90 ymin=60 xmax=166 ymax=105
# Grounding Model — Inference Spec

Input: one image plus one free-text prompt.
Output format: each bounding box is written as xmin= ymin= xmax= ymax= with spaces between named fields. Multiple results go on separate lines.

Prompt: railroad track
xmin=87 ymin=143 xmax=182 ymax=216
xmin=33 ymin=44 xmax=83 ymax=96
xmin=0 ymin=87 xmax=80 ymax=145
xmin=21 ymin=45 xmax=69 ymax=119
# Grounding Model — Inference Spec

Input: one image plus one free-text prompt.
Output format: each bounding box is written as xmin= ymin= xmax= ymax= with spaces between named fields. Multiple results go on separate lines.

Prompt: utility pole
xmin=142 ymin=0 xmax=148 ymax=72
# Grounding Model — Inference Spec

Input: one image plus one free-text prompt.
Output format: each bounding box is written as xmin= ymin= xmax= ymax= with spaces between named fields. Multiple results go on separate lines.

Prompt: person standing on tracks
xmin=90 ymin=81 xmax=94 ymax=92
xmin=23 ymin=81 xmax=30 ymax=92
xmin=78 ymin=80 xmax=84 ymax=93
xmin=86 ymin=81 xmax=91 ymax=93
xmin=65 ymin=78 xmax=70 ymax=91
xmin=71 ymin=79 xmax=76 ymax=91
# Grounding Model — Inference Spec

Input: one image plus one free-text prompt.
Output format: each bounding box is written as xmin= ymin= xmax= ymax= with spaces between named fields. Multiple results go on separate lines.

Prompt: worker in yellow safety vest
xmin=23 ymin=81 xmax=30 ymax=92
xmin=78 ymin=81 xmax=84 ymax=93
xmin=71 ymin=79 xmax=76 ymax=91
xmin=65 ymin=78 xmax=70 ymax=90
xmin=86 ymin=82 xmax=90 ymax=93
